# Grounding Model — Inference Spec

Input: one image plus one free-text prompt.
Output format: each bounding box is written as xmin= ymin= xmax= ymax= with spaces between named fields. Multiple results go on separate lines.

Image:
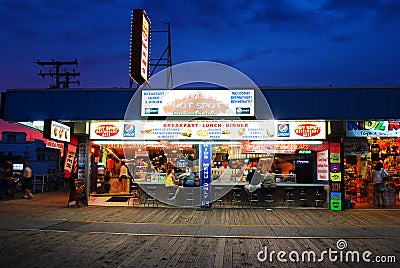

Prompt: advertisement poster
xmin=77 ymin=144 xmax=87 ymax=180
xmin=50 ymin=120 xmax=70 ymax=142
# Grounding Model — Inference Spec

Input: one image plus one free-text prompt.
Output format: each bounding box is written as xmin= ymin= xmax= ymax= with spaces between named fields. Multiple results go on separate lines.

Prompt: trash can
xmin=345 ymin=199 xmax=351 ymax=209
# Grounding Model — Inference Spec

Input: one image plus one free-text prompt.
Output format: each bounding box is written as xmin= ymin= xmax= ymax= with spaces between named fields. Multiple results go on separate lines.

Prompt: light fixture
xmin=92 ymin=140 xmax=160 ymax=145
xmin=250 ymin=140 xmax=324 ymax=145
xmin=169 ymin=141 xmax=242 ymax=145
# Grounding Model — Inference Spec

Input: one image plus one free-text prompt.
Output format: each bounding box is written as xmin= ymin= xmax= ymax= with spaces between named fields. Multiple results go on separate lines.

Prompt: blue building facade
xmin=0 ymin=131 xmax=59 ymax=175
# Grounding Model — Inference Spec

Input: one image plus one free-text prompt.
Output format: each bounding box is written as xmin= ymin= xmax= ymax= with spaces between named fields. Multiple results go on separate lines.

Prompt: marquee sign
xmin=89 ymin=120 xmax=325 ymax=141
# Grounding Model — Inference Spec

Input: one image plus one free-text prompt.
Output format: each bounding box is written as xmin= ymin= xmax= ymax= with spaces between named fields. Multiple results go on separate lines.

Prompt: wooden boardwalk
xmin=0 ymin=191 xmax=399 ymax=267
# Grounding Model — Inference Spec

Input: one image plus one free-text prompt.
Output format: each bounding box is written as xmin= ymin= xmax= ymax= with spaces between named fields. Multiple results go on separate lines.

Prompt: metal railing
xmin=32 ymin=173 xmax=67 ymax=193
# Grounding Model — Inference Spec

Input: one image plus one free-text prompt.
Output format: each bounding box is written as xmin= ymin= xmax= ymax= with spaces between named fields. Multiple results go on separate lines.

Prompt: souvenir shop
xmin=343 ymin=120 xmax=400 ymax=208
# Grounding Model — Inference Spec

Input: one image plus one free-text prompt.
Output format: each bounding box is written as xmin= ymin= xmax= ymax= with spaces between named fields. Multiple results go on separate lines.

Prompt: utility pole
xmin=36 ymin=59 xmax=80 ymax=88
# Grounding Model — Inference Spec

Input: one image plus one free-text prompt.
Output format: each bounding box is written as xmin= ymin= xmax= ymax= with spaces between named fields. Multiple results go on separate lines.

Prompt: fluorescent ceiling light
xmin=251 ymin=140 xmax=323 ymax=145
xmin=169 ymin=141 xmax=242 ymax=145
xmin=92 ymin=141 xmax=160 ymax=145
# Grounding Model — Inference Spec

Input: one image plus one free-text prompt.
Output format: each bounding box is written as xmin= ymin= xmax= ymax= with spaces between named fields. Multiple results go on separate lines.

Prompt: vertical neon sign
xmin=200 ymin=144 xmax=211 ymax=209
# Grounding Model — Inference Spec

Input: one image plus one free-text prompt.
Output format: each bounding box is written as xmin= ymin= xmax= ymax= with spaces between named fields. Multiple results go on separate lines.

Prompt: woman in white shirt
xmin=119 ymin=161 xmax=131 ymax=193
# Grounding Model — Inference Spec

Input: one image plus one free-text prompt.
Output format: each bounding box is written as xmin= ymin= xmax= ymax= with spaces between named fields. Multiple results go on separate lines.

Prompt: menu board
xmin=67 ymin=178 xmax=87 ymax=208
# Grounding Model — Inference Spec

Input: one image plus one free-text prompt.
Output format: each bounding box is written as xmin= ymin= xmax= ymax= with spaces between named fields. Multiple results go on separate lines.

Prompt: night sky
xmin=0 ymin=0 xmax=399 ymax=91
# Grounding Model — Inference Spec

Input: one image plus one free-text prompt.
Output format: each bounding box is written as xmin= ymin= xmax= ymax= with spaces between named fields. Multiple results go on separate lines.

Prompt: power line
xmin=36 ymin=59 xmax=80 ymax=88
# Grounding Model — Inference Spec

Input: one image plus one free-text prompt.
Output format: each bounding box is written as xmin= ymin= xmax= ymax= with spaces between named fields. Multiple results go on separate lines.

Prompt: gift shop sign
xmin=141 ymin=89 xmax=254 ymax=117
xmin=346 ymin=120 xmax=400 ymax=137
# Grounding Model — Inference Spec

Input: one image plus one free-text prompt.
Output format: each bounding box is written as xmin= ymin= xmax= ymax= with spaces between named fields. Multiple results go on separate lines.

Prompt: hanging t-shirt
xmin=370 ymin=143 xmax=381 ymax=161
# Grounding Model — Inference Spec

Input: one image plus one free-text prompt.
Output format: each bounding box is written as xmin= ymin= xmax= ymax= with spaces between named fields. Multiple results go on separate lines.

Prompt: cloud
xmin=329 ymin=34 xmax=355 ymax=43
xmin=219 ymin=48 xmax=274 ymax=65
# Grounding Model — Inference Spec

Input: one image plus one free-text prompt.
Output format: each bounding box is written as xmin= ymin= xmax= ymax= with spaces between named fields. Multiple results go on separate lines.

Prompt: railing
xmin=1 ymin=173 xmax=67 ymax=198
xmin=32 ymin=173 xmax=67 ymax=193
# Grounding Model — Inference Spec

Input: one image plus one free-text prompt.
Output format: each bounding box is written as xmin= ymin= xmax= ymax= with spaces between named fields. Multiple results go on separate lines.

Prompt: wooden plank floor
xmin=0 ymin=191 xmax=400 ymax=267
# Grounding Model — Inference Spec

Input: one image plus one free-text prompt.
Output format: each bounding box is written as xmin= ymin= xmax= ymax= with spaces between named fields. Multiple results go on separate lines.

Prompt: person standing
xmin=372 ymin=162 xmax=388 ymax=207
xmin=218 ymin=161 xmax=232 ymax=181
xmin=119 ymin=161 xmax=131 ymax=193
xmin=21 ymin=162 xmax=34 ymax=199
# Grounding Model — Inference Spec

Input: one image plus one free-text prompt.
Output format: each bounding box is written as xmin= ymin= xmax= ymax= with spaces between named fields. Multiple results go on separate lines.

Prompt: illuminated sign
xmin=45 ymin=140 xmax=64 ymax=150
xmin=330 ymin=192 xmax=342 ymax=211
xmin=241 ymin=141 xmax=328 ymax=154
xmin=346 ymin=120 xmax=400 ymax=137
xmin=297 ymin=149 xmax=312 ymax=154
xmin=294 ymin=124 xmax=322 ymax=137
xmin=130 ymin=9 xmax=151 ymax=84
xmin=90 ymin=120 xmax=324 ymax=141
xmin=200 ymin=144 xmax=211 ymax=209
xmin=329 ymin=142 xmax=343 ymax=211
xmin=64 ymin=148 xmax=76 ymax=179
xmin=94 ymin=124 xmax=119 ymax=138
xmin=43 ymin=120 xmax=70 ymax=142
xmin=141 ymin=89 xmax=254 ymax=117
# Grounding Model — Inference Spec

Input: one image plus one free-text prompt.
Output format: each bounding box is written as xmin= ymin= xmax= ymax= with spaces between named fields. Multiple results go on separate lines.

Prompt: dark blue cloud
xmin=0 ymin=0 xmax=399 ymax=90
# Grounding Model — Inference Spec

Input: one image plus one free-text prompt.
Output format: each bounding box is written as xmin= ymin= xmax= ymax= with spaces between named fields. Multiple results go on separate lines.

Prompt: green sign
xmin=297 ymin=149 xmax=312 ymax=154
xmin=330 ymin=200 xmax=342 ymax=210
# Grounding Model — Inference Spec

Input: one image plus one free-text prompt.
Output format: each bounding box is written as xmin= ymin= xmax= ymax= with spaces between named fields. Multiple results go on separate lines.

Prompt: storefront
xmin=87 ymin=119 xmax=329 ymax=207
xmin=2 ymin=86 xmax=400 ymax=209
xmin=343 ymin=120 xmax=400 ymax=208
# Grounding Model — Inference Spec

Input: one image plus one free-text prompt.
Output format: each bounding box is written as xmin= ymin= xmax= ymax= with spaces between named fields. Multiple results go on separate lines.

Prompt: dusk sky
xmin=1 ymin=0 xmax=400 ymax=91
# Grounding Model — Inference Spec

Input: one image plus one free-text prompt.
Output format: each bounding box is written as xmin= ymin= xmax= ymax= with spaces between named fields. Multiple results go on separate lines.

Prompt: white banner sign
xmin=50 ymin=120 xmax=70 ymax=142
xmin=141 ymin=89 xmax=254 ymax=116
xmin=317 ymin=150 xmax=329 ymax=181
xmin=90 ymin=120 xmax=326 ymax=141
xmin=64 ymin=149 xmax=76 ymax=179
xmin=45 ymin=140 xmax=64 ymax=150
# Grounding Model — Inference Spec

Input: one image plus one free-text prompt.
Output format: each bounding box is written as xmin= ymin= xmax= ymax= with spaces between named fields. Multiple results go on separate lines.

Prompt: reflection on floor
xmin=89 ymin=194 xmax=131 ymax=207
